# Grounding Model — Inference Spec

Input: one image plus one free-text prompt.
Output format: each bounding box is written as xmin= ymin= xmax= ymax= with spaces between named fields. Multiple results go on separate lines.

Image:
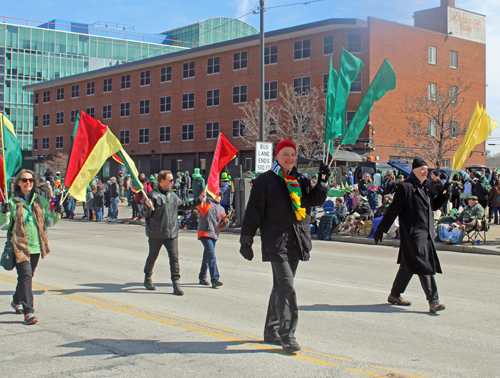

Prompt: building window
xmin=103 ymin=78 xmax=112 ymax=93
xmin=450 ymin=86 xmax=458 ymax=104
xmin=56 ymin=112 xmax=64 ymax=125
xmin=233 ymin=51 xmax=248 ymax=70
xmin=87 ymin=81 xmax=95 ymax=95
xmin=429 ymin=46 xmax=437 ymax=65
xmin=120 ymin=130 xmax=130 ymax=145
xmin=56 ymin=136 xmax=63 ymax=149
xmin=86 ymin=107 xmax=95 ymax=118
xmin=160 ymin=96 xmax=172 ymax=112
xmin=43 ymin=90 xmax=50 ymax=103
xmin=347 ymin=34 xmax=362 ymax=53
xmin=161 ymin=66 xmax=172 ymax=82
xmin=294 ymin=39 xmax=311 ymax=60
xmin=351 ymin=73 xmax=362 ymax=92
xmin=207 ymin=89 xmax=220 ymax=107
xmin=183 ymin=62 xmax=195 ymax=78
xmin=71 ymin=84 xmax=79 ymax=98
xmin=70 ymin=110 xmax=78 ymax=123
xmin=34 ymin=115 xmax=39 ymax=128
xmin=323 ymin=74 xmax=329 ymax=94
xmin=121 ymin=74 xmax=131 ymax=89
xmin=182 ymin=93 xmax=195 ymax=110
xmin=56 ymin=88 xmax=64 ymax=101
xmin=120 ymin=102 xmax=130 ymax=117
xmin=139 ymin=99 xmax=150 ymax=115
xmin=450 ymin=51 xmax=458 ymax=68
xmin=268 ymin=117 xmax=277 ymax=136
xmin=207 ymin=57 xmax=220 ymax=74
xmin=232 ymin=120 xmax=245 ymax=138
xmin=43 ymin=114 xmax=50 ymax=127
xmin=429 ymin=119 xmax=437 ymax=136
xmin=442 ymin=159 xmax=450 ymax=168
xmin=293 ymin=77 xmax=311 ymax=96
xmin=34 ymin=93 xmax=39 ymax=105
xmin=265 ymin=81 xmax=278 ymax=100
xmin=293 ymin=115 xmax=311 ymax=134
xmin=450 ymin=121 xmax=458 ymax=137
xmin=428 ymin=83 xmax=437 ymax=101
xmin=42 ymin=137 xmax=49 ymax=150
xmin=102 ymin=105 xmax=112 ymax=120
xmin=346 ymin=111 xmax=356 ymax=128
xmin=160 ymin=126 xmax=171 ymax=143
xmin=233 ymin=85 xmax=248 ymax=104
xmin=33 ymin=138 xmax=38 ymax=150
xmin=324 ymin=35 xmax=334 ymax=55
xmin=206 ymin=122 xmax=219 ymax=140
xmin=265 ymin=46 xmax=278 ymax=65
xmin=139 ymin=128 xmax=150 ymax=144
xmin=182 ymin=124 xmax=194 ymax=141
xmin=140 ymin=70 xmax=151 ymax=86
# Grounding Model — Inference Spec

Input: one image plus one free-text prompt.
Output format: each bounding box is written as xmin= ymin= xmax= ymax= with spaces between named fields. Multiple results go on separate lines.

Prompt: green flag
xmin=112 ymin=149 xmax=144 ymax=193
xmin=324 ymin=56 xmax=339 ymax=149
xmin=1 ymin=113 xmax=23 ymax=188
xmin=341 ymin=59 xmax=396 ymax=145
xmin=330 ymin=48 xmax=364 ymax=154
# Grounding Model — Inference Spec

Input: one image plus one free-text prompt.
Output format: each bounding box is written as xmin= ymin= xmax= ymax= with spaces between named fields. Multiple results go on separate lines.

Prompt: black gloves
xmin=373 ymin=228 xmax=384 ymax=244
xmin=239 ymin=235 xmax=254 ymax=261
xmin=54 ymin=203 xmax=64 ymax=214
xmin=1 ymin=202 xmax=11 ymax=214
xmin=442 ymin=180 xmax=452 ymax=195
xmin=318 ymin=162 xmax=331 ymax=184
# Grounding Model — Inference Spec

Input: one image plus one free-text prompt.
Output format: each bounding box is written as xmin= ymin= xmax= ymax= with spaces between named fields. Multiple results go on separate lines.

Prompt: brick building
xmin=25 ymin=0 xmax=487 ymax=179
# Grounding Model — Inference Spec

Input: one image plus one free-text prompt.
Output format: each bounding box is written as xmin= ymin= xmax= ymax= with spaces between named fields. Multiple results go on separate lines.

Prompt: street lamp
xmin=258 ymin=0 xmax=265 ymax=142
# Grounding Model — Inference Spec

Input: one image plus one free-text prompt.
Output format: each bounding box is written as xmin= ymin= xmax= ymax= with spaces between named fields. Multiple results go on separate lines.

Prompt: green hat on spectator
xmin=193 ymin=168 xmax=202 ymax=178
xmin=221 ymin=172 xmax=230 ymax=182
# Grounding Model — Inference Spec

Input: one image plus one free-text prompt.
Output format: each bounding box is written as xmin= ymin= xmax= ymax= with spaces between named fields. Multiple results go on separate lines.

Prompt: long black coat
xmin=241 ymin=167 xmax=328 ymax=262
xmin=377 ymin=172 xmax=449 ymax=275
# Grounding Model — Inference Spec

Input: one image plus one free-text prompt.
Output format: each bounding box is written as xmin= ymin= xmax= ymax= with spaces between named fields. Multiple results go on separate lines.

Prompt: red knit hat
xmin=275 ymin=140 xmax=297 ymax=156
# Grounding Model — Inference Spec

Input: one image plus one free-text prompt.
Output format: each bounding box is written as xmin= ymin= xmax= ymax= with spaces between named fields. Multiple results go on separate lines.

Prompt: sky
xmin=2 ymin=0 xmax=500 ymax=152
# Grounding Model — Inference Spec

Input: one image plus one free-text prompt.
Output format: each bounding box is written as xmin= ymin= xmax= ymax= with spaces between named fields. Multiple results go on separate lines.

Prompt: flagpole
xmin=0 ymin=113 xmax=8 ymax=201
xmin=328 ymin=144 xmax=341 ymax=168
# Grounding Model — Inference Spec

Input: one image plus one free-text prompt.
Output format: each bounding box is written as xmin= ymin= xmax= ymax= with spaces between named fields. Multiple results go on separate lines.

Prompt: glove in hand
xmin=318 ymin=162 xmax=331 ymax=183
xmin=373 ymin=228 xmax=384 ymax=245
xmin=442 ymin=181 xmax=452 ymax=194
xmin=239 ymin=244 xmax=254 ymax=261
xmin=54 ymin=204 xmax=64 ymax=214
xmin=1 ymin=202 xmax=11 ymax=214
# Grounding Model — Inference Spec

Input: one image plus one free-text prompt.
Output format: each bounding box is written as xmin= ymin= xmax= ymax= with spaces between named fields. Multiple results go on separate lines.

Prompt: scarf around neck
xmin=271 ymin=160 xmax=306 ymax=221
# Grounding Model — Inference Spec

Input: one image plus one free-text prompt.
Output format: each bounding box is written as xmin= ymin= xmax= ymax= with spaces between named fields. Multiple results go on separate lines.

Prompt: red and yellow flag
xmin=65 ymin=111 xmax=122 ymax=201
xmin=207 ymin=133 xmax=238 ymax=199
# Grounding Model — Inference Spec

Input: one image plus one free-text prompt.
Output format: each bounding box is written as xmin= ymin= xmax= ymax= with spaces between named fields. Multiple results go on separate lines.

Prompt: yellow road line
xmin=0 ymin=273 xmax=431 ymax=377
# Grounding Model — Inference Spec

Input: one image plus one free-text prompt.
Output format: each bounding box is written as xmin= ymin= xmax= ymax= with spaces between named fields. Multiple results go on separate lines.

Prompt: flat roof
xmin=24 ymin=18 xmax=366 ymax=92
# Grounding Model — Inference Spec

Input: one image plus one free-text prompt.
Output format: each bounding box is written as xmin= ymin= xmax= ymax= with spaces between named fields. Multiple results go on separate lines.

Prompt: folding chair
xmin=464 ymin=215 xmax=488 ymax=244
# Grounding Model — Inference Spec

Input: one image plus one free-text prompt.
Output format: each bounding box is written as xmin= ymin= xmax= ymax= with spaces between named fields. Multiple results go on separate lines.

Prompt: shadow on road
xmin=44 ymin=282 xmax=211 ymax=295
xmin=56 ymin=338 xmax=285 ymax=357
xmin=299 ymin=303 xmax=431 ymax=314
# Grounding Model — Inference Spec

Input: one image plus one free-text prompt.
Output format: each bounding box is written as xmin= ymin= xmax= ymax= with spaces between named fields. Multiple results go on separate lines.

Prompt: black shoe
xmin=144 ymin=274 xmax=156 ymax=291
xmin=10 ymin=301 xmax=23 ymax=314
xmin=173 ymin=281 xmax=184 ymax=296
xmin=264 ymin=333 xmax=281 ymax=345
xmin=212 ymin=280 xmax=223 ymax=289
xmin=281 ymin=338 xmax=301 ymax=353
xmin=199 ymin=279 xmax=210 ymax=286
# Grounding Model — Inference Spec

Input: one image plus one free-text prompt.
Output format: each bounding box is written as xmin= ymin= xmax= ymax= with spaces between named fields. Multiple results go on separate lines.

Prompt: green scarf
xmin=271 ymin=160 xmax=306 ymax=221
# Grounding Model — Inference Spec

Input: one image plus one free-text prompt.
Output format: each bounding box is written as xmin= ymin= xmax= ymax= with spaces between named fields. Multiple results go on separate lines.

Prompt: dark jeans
xmin=491 ymin=206 xmax=500 ymax=224
xmin=451 ymin=195 xmax=461 ymax=210
xmin=264 ymin=259 xmax=299 ymax=342
xmin=199 ymin=237 xmax=219 ymax=282
xmin=144 ymin=237 xmax=180 ymax=282
xmin=390 ymin=265 xmax=439 ymax=303
xmin=14 ymin=253 xmax=40 ymax=315
xmin=478 ymin=200 xmax=488 ymax=211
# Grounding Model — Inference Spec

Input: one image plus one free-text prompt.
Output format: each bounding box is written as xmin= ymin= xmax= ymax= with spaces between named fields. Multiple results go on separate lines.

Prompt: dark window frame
xmin=181 ymin=124 xmax=194 ymax=141
xmin=233 ymin=85 xmax=248 ymax=104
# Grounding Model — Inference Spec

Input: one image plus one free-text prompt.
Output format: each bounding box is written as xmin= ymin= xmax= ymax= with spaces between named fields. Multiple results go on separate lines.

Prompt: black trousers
xmin=451 ymin=195 xmax=461 ymax=210
xmin=390 ymin=264 xmax=439 ymax=303
xmin=144 ymin=238 xmax=180 ymax=282
xmin=264 ymin=259 xmax=299 ymax=342
xmin=14 ymin=253 xmax=40 ymax=315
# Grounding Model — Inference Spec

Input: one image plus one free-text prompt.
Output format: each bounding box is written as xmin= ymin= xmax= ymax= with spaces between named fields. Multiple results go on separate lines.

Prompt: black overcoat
xmin=241 ymin=167 xmax=328 ymax=262
xmin=377 ymin=172 xmax=448 ymax=275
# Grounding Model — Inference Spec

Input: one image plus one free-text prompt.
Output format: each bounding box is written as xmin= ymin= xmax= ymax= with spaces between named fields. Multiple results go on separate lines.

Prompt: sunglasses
xmin=169 ymin=179 xmax=175 ymax=183
xmin=21 ymin=178 xmax=35 ymax=183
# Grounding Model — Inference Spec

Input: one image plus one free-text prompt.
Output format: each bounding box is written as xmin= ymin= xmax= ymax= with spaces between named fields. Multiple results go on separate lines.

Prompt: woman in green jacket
xmin=1 ymin=169 xmax=63 ymax=325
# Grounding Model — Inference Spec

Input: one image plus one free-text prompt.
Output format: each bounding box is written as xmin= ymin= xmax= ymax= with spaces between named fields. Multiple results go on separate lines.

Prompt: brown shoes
xmin=388 ymin=295 xmax=412 ymax=306
xmin=429 ymin=302 xmax=446 ymax=313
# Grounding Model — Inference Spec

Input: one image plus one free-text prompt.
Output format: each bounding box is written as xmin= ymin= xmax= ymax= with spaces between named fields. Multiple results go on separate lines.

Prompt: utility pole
xmin=259 ymin=0 xmax=265 ymax=142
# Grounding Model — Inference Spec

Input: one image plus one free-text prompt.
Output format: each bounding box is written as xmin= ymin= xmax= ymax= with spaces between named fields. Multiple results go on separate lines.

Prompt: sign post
xmin=255 ymin=142 xmax=272 ymax=173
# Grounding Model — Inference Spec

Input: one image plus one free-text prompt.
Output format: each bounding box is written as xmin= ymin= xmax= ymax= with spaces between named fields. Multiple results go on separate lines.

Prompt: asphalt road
xmin=0 ymin=214 xmax=498 ymax=378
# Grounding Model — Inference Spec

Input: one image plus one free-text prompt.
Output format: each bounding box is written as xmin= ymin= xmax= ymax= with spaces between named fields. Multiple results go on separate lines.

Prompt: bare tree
xmin=239 ymin=83 xmax=325 ymax=170
xmin=44 ymin=153 xmax=69 ymax=176
xmin=394 ymin=79 xmax=471 ymax=169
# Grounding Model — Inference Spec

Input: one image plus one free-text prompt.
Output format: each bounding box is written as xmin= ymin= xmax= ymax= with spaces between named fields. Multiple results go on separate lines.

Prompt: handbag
xmin=1 ymin=240 xmax=15 ymax=271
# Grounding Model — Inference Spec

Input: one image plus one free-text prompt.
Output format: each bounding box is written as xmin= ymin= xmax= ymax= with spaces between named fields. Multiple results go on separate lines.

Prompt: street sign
xmin=255 ymin=142 xmax=273 ymax=172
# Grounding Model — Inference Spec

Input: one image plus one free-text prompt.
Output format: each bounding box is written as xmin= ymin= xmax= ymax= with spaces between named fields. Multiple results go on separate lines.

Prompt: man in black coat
xmin=239 ymin=140 xmax=330 ymax=353
xmin=374 ymin=157 xmax=450 ymax=313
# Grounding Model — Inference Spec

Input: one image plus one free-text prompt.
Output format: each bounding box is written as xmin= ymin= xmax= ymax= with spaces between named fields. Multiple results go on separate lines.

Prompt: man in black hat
xmin=374 ymin=156 xmax=450 ymax=313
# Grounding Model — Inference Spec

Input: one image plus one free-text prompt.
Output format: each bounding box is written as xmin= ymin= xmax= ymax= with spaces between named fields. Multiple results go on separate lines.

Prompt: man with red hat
xmin=239 ymin=139 xmax=330 ymax=353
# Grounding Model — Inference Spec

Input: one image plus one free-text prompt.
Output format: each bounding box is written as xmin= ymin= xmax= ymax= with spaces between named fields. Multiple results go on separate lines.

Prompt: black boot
xmin=173 ymin=280 xmax=184 ymax=296
xmin=144 ymin=273 xmax=156 ymax=290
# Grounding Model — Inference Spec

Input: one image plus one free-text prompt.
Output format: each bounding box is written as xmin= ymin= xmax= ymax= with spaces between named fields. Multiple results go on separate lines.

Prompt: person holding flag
xmin=239 ymin=140 xmax=330 ymax=353
xmin=141 ymin=170 xmax=206 ymax=295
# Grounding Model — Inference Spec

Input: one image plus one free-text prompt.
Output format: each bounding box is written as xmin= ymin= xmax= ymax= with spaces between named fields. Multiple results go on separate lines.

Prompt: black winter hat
xmin=412 ymin=156 xmax=428 ymax=170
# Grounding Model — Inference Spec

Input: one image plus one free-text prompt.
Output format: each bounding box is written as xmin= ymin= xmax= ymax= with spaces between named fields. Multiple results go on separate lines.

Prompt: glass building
xmin=0 ymin=16 xmax=258 ymax=150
